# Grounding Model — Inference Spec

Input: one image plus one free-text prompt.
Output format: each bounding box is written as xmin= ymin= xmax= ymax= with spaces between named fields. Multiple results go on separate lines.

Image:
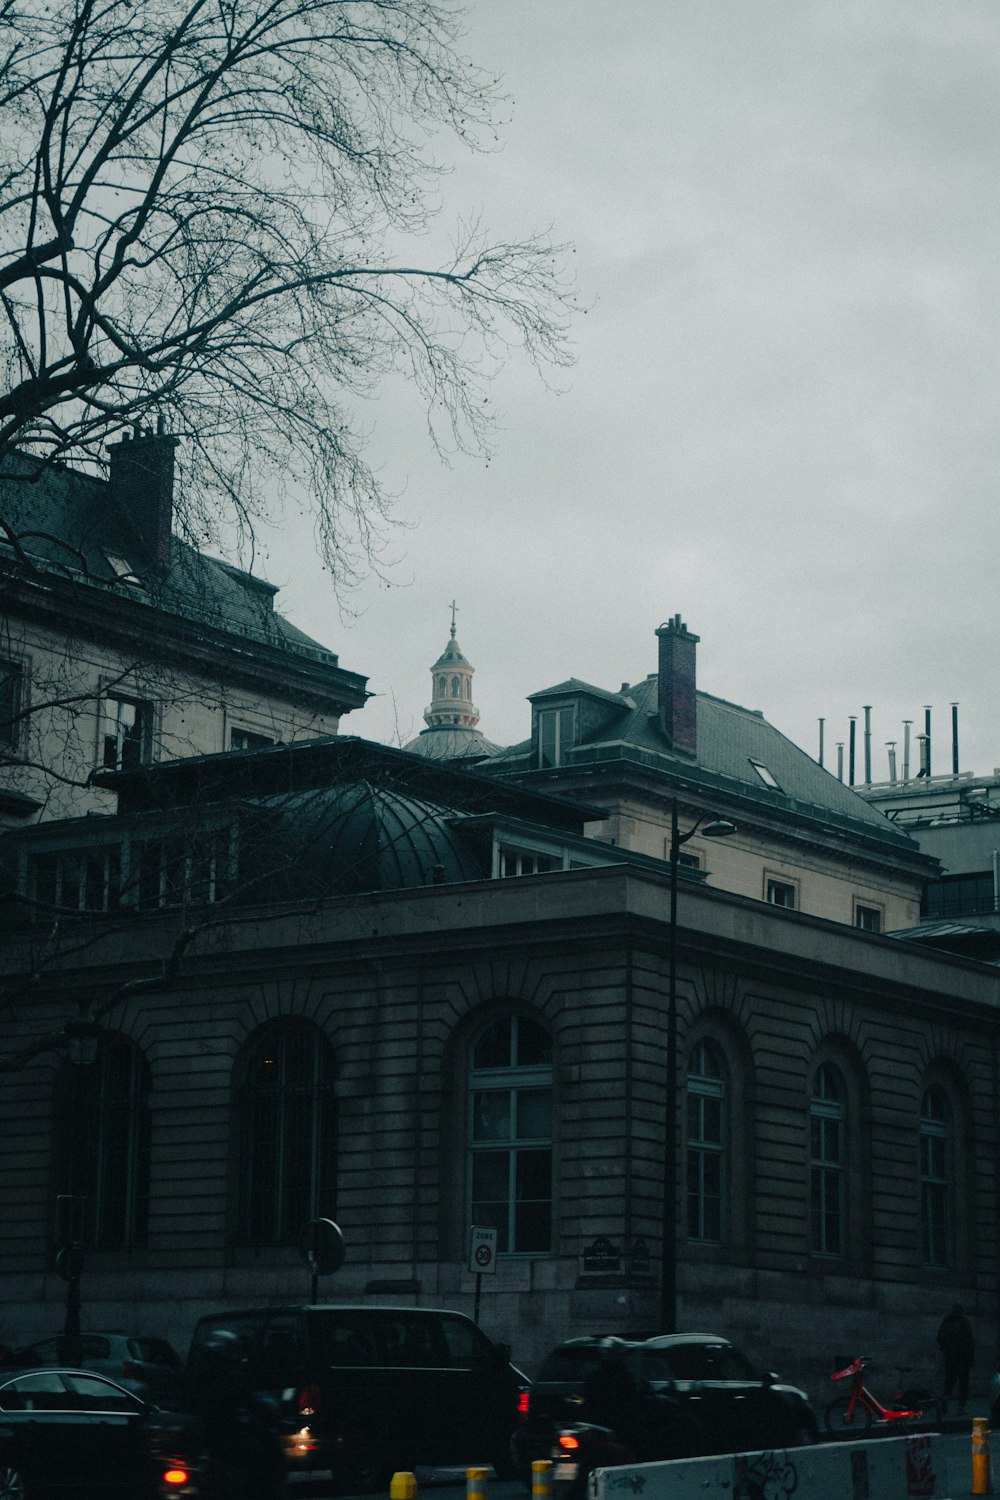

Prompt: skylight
xmin=749 ymin=758 xmax=781 ymax=790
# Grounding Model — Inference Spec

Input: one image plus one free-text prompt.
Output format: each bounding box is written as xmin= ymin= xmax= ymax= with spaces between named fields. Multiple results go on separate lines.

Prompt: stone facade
xmin=1 ymin=847 xmax=997 ymax=1408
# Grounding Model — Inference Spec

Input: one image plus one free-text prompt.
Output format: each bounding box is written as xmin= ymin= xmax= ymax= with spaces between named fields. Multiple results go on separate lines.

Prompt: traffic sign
xmin=468 ymin=1224 xmax=497 ymax=1276
xmin=299 ymin=1217 xmax=345 ymax=1276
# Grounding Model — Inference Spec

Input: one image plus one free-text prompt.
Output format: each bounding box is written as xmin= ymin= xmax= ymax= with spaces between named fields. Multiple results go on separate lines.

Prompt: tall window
xmin=236 ymin=1022 xmax=338 ymax=1246
xmin=0 ymin=660 xmax=23 ymax=750
xmin=686 ymin=1041 xmax=725 ymax=1243
xmin=55 ymin=1034 xmax=151 ymax=1250
xmin=537 ymin=707 xmax=575 ymax=769
xmin=30 ymin=846 xmax=121 ymax=913
xmin=101 ymin=695 xmax=153 ymax=770
xmin=468 ymin=1015 xmax=552 ymax=1253
xmin=920 ymin=1086 xmax=950 ymax=1268
xmin=810 ymin=1064 xmax=844 ymax=1256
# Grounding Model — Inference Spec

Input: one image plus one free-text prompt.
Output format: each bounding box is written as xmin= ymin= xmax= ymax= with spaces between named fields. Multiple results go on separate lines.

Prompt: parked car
xmin=187 ymin=1303 xmax=528 ymax=1492
xmin=2 ymin=1332 xmax=184 ymax=1408
xmin=0 ymin=1366 xmax=199 ymax=1499
xmin=515 ymin=1332 xmax=817 ymax=1480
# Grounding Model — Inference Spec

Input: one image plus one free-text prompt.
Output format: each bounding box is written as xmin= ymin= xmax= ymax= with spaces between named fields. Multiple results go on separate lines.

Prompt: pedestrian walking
xmin=937 ymin=1303 xmax=975 ymax=1415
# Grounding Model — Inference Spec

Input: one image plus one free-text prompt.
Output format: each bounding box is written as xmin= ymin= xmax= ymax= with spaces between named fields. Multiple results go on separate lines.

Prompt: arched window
xmin=920 ymin=1086 xmax=950 ymax=1268
xmin=236 ymin=1021 xmax=338 ymax=1246
xmin=686 ymin=1040 xmax=725 ymax=1243
xmin=468 ymin=1015 xmax=552 ymax=1253
xmin=810 ymin=1064 xmax=844 ymax=1256
xmin=54 ymin=1033 xmax=151 ymax=1250
xmin=438 ymin=675 xmax=447 ymax=697
xmin=451 ymin=675 xmax=461 ymax=697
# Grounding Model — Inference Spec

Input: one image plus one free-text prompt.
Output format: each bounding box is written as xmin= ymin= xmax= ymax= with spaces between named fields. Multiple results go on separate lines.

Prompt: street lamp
xmin=659 ymin=800 xmax=735 ymax=1333
xmin=59 ymin=998 xmax=100 ymax=1365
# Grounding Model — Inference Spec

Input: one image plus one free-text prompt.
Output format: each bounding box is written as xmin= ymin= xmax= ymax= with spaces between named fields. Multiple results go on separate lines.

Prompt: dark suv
xmin=187 ymin=1304 xmax=527 ymax=1492
xmin=515 ymin=1332 xmax=816 ymax=1476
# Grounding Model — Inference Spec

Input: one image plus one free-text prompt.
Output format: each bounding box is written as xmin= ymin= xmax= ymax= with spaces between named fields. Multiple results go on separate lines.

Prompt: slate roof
xmin=493 ymin=672 xmax=923 ymax=859
xmin=0 ymin=454 xmax=359 ymax=678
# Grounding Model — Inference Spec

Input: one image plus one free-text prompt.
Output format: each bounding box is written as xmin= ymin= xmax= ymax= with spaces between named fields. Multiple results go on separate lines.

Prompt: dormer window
xmin=537 ymin=706 xmax=575 ymax=769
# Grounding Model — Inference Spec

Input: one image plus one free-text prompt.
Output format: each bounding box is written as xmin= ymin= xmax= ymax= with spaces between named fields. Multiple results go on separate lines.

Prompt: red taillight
xmin=162 ymin=1468 xmax=189 ymax=1486
xmin=298 ymin=1384 xmax=321 ymax=1418
xmin=517 ymin=1390 xmax=531 ymax=1417
xmin=558 ymin=1434 xmax=580 ymax=1452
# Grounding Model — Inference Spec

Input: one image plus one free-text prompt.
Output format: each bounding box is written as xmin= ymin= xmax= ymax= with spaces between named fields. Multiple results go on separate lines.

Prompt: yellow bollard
xmin=467 ymin=1466 xmax=488 ymax=1500
xmin=532 ymin=1459 xmax=553 ymax=1500
xmin=972 ymin=1416 xmax=991 ymax=1497
xmin=390 ymin=1474 xmax=418 ymax=1500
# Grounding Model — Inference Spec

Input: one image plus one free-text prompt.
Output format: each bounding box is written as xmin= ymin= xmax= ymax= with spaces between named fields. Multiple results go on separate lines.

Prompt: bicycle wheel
xmin=824 ymin=1396 xmax=872 ymax=1437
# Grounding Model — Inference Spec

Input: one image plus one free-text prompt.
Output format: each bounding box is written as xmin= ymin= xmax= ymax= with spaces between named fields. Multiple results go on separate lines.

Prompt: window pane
xmin=473 ymin=1019 xmax=511 ymax=1070
xmin=516 ymin=1089 xmax=551 ymax=1140
xmin=473 ymin=1091 xmax=511 ymax=1142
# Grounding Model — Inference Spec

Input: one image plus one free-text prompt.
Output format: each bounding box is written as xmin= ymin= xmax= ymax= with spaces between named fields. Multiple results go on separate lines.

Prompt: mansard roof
xmin=493 ymin=672 xmax=928 ymax=866
xmin=0 ymin=453 xmax=368 ymax=709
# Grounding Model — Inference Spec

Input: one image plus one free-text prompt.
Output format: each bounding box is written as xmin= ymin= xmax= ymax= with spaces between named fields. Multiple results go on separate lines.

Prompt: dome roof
xmin=403 ymin=725 xmax=504 ymax=762
xmin=257 ymin=780 xmax=485 ymax=896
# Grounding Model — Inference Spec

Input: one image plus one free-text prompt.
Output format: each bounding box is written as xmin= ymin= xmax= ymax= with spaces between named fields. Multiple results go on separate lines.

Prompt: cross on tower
xmin=449 ymin=599 xmax=459 ymax=637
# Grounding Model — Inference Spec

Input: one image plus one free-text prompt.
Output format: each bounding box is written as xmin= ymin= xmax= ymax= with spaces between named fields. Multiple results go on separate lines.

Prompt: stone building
xmin=0 ymin=429 xmax=367 ymax=826
xmin=1 ymin=719 xmax=998 ymax=1403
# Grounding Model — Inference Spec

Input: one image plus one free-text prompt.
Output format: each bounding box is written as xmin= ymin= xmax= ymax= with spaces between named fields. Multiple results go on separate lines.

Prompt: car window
xmin=20 ymin=1337 xmax=60 ymax=1363
xmin=536 ymin=1348 xmax=612 ymax=1383
xmin=375 ymin=1314 xmax=448 ymax=1368
xmin=78 ymin=1336 xmax=112 ymax=1361
xmin=65 ymin=1373 xmax=143 ymax=1412
xmin=439 ymin=1316 xmax=495 ymax=1366
xmin=2 ymin=1373 xmax=75 ymax=1411
xmin=315 ymin=1313 xmax=381 ymax=1368
xmin=654 ymin=1345 xmax=712 ymax=1380
xmin=128 ymin=1338 xmax=181 ymax=1368
xmin=711 ymin=1345 xmax=756 ymax=1381
xmin=257 ymin=1317 xmax=305 ymax=1382
xmin=634 ymin=1349 xmax=684 ymax=1383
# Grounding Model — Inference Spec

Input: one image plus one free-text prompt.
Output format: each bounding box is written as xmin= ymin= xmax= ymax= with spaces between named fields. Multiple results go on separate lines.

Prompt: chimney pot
xmin=107 ymin=423 xmax=180 ymax=569
xmin=655 ymin=614 xmax=699 ymax=757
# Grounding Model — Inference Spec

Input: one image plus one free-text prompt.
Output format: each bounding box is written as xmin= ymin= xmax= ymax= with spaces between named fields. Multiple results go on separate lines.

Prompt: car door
xmin=0 ymin=1370 xmax=106 ymax=1492
xmin=61 ymin=1372 xmax=151 ymax=1493
xmin=437 ymin=1313 xmax=508 ymax=1460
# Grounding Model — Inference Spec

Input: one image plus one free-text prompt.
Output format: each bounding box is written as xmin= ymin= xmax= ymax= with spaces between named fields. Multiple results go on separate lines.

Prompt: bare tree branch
xmin=0 ymin=0 xmax=576 ymax=593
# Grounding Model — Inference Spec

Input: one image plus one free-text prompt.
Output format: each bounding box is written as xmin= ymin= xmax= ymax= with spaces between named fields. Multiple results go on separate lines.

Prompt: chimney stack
xmin=107 ymin=421 xmax=180 ymax=568
xmin=655 ymin=614 xmax=699 ymax=757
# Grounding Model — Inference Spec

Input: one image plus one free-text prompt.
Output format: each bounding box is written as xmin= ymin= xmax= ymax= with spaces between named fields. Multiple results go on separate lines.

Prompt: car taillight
xmin=298 ymin=1384 xmax=321 ymax=1418
xmin=558 ymin=1434 xmax=580 ymax=1452
xmin=517 ymin=1390 xmax=531 ymax=1417
xmin=122 ymin=1361 xmax=143 ymax=1382
xmin=162 ymin=1467 xmax=189 ymax=1486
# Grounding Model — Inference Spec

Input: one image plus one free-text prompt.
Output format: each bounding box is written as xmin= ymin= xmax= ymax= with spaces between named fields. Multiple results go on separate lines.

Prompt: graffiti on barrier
xmin=904 ymin=1433 xmax=936 ymax=1498
xmin=732 ymin=1449 xmax=800 ymax=1500
xmin=603 ymin=1472 xmax=646 ymax=1494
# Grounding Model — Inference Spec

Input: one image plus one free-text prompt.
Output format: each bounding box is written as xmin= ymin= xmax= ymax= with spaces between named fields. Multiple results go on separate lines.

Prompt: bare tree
xmin=0 ymin=0 xmax=574 ymax=589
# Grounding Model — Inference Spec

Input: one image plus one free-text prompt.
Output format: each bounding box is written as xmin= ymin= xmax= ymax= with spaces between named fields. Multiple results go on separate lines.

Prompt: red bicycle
xmin=824 ymin=1356 xmax=940 ymax=1436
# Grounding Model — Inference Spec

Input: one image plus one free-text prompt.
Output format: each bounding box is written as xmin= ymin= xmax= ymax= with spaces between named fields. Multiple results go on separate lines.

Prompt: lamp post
xmin=659 ymin=800 xmax=735 ymax=1334
xmin=59 ymin=998 xmax=100 ymax=1366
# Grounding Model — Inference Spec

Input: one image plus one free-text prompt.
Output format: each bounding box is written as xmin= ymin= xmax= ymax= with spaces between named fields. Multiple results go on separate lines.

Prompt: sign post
xmin=298 ymin=1217 xmax=345 ymax=1302
xmin=468 ymin=1225 xmax=497 ymax=1324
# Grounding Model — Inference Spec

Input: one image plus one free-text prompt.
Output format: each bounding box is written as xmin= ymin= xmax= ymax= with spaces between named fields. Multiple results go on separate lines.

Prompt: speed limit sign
xmin=468 ymin=1224 xmax=498 ymax=1275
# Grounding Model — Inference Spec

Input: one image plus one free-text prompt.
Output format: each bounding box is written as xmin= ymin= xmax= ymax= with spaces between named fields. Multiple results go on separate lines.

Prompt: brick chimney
xmin=107 ymin=419 xmax=180 ymax=568
xmin=656 ymin=614 xmax=699 ymax=756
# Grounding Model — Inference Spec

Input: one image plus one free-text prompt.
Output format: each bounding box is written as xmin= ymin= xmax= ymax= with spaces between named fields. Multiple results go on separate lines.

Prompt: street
xmin=289 ymin=1470 xmax=528 ymax=1500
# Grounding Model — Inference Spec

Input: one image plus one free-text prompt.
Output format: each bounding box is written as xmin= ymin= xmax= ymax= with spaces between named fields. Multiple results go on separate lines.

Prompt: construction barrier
xmin=588 ymin=1432 xmax=955 ymax=1500
xmin=466 ymin=1466 xmax=488 ymax=1500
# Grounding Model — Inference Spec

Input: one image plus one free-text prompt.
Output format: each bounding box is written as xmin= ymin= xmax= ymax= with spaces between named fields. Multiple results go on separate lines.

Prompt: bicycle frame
xmin=830 ymin=1357 xmax=928 ymax=1425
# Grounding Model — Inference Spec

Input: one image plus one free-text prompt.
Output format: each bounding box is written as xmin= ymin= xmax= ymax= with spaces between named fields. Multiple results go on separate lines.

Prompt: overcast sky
xmin=259 ymin=1 xmax=1000 ymax=783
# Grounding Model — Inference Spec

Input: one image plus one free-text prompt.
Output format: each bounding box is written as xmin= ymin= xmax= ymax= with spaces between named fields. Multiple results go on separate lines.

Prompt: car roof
xmin=642 ymin=1334 xmax=734 ymax=1348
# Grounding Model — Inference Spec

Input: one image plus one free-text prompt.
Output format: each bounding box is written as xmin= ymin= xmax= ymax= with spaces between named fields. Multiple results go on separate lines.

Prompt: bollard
xmin=390 ymin=1474 xmax=418 ymax=1500
xmin=467 ymin=1466 xmax=488 ymax=1500
xmin=531 ymin=1459 xmax=553 ymax=1500
xmin=972 ymin=1416 xmax=991 ymax=1496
